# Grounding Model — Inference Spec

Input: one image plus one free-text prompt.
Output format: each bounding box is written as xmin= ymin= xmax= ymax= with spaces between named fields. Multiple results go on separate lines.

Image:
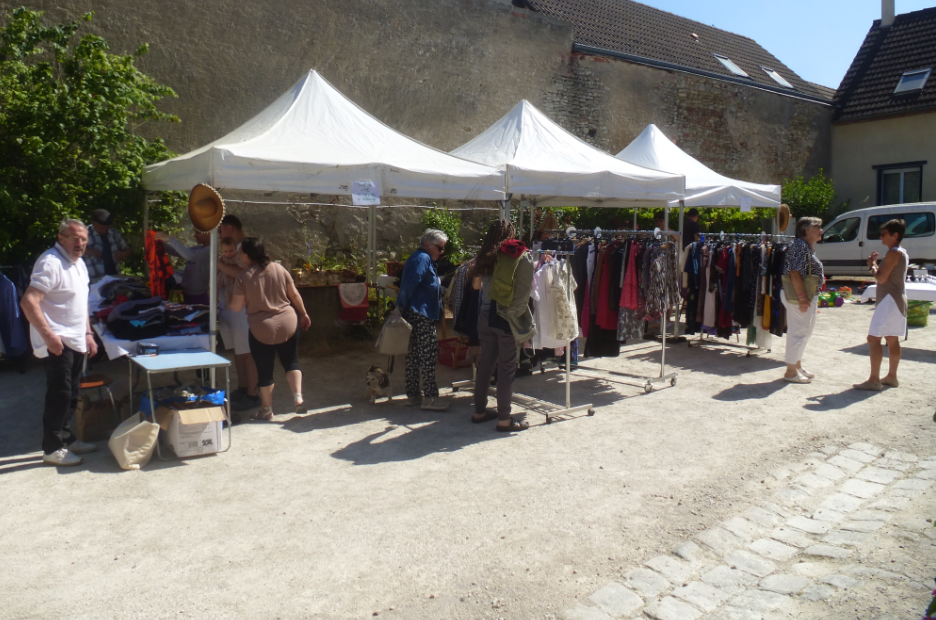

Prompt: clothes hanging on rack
xmin=0 ymin=273 xmax=29 ymax=358
xmin=683 ymin=237 xmax=791 ymax=341
xmin=145 ymin=230 xmax=174 ymax=300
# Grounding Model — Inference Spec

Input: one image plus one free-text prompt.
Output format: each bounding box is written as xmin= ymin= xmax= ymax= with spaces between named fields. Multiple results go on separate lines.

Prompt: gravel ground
xmin=0 ymin=299 xmax=933 ymax=620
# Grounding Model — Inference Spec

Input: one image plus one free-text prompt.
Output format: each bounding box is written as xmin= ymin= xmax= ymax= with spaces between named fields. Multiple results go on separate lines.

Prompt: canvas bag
xmin=108 ymin=412 xmax=159 ymax=470
xmin=781 ymin=251 xmax=819 ymax=303
xmin=376 ymin=307 xmax=412 ymax=356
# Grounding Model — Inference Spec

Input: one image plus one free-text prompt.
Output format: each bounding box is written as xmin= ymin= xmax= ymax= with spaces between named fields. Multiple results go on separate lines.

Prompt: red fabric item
xmin=499 ymin=239 xmax=528 ymax=258
xmin=338 ymin=283 xmax=369 ymax=322
xmin=595 ymin=245 xmax=617 ymax=330
xmin=145 ymin=230 xmax=174 ymax=300
xmin=619 ymin=242 xmax=640 ymax=310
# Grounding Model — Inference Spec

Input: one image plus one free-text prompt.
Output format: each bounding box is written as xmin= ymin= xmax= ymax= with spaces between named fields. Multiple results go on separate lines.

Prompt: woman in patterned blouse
xmin=781 ymin=217 xmax=824 ymax=383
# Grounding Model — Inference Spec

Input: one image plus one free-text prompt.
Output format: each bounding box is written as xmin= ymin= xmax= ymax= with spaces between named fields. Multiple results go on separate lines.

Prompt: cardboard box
xmin=155 ymin=405 xmax=226 ymax=457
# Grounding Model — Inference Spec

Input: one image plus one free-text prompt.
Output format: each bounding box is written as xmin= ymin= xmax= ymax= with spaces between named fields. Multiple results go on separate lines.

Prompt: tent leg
xmin=675 ymin=203 xmax=685 ymax=340
xmin=368 ymin=204 xmax=377 ymax=283
xmin=209 ymin=227 xmax=218 ymax=388
xmin=142 ymin=192 xmax=150 ymax=282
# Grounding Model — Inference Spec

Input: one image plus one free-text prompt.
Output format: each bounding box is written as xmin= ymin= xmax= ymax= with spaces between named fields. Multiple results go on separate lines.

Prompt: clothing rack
xmin=686 ymin=232 xmax=793 ymax=356
xmin=540 ymin=227 xmax=680 ymax=393
xmin=451 ymin=249 xmax=594 ymax=423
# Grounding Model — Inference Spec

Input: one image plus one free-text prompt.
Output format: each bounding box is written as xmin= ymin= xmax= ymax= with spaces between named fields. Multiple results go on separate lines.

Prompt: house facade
xmin=832 ymin=3 xmax=936 ymax=207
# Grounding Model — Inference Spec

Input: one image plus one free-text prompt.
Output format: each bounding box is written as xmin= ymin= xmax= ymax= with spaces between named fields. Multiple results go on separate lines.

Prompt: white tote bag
xmin=376 ymin=308 xmax=412 ymax=356
xmin=108 ymin=412 xmax=159 ymax=470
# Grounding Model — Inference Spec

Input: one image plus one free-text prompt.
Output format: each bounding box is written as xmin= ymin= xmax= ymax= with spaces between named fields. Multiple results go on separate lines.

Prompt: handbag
xmin=376 ymin=307 xmax=412 ymax=356
xmin=782 ymin=249 xmax=820 ymax=303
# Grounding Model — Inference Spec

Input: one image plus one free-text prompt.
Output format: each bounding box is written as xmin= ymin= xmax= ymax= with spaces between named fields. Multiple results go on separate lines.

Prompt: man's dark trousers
xmin=41 ymin=345 xmax=83 ymax=454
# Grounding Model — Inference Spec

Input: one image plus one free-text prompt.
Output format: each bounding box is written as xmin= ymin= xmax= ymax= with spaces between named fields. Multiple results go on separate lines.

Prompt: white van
xmin=815 ymin=202 xmax=936 ymax=277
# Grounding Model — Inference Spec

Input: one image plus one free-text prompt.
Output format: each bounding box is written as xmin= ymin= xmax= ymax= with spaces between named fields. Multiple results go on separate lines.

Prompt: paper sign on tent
xmin=352 ymin=180 xmax=381 ymax=206
xmin=740 ymin=196 xmax=752 ymax=212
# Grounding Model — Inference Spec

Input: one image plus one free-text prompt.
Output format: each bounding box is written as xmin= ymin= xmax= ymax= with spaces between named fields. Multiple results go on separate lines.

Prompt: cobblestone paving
xmin=560 ymin=444 xmax=936 ymax=620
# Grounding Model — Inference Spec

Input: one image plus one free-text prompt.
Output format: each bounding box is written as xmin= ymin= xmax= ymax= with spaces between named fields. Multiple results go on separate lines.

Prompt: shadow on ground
xmin=839 ymin=343 xmax=936 ymax=363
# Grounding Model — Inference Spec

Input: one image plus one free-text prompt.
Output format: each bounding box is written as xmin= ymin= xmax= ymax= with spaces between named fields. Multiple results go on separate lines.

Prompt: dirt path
xmin=0 ymin=301 xmax=934 ymax=619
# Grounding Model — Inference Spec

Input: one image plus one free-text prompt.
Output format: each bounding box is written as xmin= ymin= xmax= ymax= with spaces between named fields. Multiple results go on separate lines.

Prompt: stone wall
xmin=2 ymin=0 xmax=833 ymax=264
xmin=543 ymin=53 xmax=834 ymax=185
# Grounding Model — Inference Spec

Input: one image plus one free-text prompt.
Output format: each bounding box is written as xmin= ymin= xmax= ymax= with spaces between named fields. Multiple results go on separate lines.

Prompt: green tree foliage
xmin=0 ymin=7 xmax=184 ymax=267
xmin=422 ymin=207 xmax=466 ymax=261
xmin=782 ymin=168 xmax=837 ymax=222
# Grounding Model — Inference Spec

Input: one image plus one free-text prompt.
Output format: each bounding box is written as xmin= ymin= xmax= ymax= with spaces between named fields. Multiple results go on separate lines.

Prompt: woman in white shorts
xmin=854 ymin=219 xmax=908 ymax=391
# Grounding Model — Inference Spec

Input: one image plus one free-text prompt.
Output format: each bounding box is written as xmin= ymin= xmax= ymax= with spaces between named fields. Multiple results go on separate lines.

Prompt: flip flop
xmin=471 ymin=409 xmax=499 ymax=424
xmin=496 ymin=418 xmax=530 ymax=432
xmin=783 ymin=374 xmax=811 ymax=384
xmin=798 ymin=369 xmax=816 ymax=379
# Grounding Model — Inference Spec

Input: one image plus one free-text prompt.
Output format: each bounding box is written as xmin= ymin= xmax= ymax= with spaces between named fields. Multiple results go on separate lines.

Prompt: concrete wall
xmin=831 ymin=112 xmax=936 ymax=208
xmin=1 ymin=0 xmax=833 ymax=264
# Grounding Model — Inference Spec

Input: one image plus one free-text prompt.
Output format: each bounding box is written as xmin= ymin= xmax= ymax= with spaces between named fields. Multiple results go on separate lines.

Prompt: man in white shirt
xmin=20 ymin=219 xmax=99 ymax=466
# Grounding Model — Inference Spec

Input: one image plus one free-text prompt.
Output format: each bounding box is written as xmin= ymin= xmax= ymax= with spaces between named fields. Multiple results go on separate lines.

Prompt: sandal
xmin=798 ymin=368 xmax=816 ymax=379
xmin=253 ymin=407 xmax=274 ymax=421
xmin=783 ymin=374 xmax=811 ymax=384
xmin=496 ymin=418 xmax=529 ymax=432
xmin=294 ymin=397 xmax=308 ymax=414
xmin=471 ymin=409 xmax=499 ymax=424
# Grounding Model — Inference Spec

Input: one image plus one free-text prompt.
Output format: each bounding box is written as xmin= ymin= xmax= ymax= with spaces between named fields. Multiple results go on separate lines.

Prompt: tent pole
xmin=368 ymin=204 xmax=377 ymax=284
xmin=209 ymin=227 xmax=218 ymax=388
xmin=675 ymin=202 xmax=685 ymax=340
xmin=142 ymin=192 xmax=150 ymax=282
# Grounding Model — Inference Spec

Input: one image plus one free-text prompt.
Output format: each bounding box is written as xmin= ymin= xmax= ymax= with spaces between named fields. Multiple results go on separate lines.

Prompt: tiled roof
xmin=808 ymin=82 xmax=838 ymax=101
xmin=834 ymin=6 xmax=936 ymax=123
xmin=525 ymin=0 xmax=830 ymax=101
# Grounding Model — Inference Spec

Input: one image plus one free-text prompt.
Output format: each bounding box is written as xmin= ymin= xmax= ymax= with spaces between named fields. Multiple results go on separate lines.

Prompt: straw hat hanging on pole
xmin=188 ymin=184 xmax=226 ymax=233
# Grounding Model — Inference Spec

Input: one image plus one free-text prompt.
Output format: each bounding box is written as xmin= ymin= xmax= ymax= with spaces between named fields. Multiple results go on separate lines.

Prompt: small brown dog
xmin=365 ymin=366 xmax=393 ymax=403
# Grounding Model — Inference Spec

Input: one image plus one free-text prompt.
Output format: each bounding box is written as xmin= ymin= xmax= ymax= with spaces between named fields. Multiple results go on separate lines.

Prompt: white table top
xmin=860 ymin=282 xmax=936 ymax=303
xmin=128 ymin=348 xmax=230 ymax=372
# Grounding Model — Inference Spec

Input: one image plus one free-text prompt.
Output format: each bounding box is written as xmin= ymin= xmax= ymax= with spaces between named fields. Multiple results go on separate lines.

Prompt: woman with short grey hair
xmin=781 ymin=216 xmax=825 ymax=383
xmin=396 ymin=228 xmax=450 ymax=410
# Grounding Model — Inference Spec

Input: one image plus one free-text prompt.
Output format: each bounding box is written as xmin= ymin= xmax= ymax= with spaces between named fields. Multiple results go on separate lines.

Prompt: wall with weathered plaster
xmin=1 ymin=0 xmax=833 ymax=264
xmin=542 ymin=54 xmax=834 ymax=185
xmin=831 ymin=112 xmax=936 ymax=209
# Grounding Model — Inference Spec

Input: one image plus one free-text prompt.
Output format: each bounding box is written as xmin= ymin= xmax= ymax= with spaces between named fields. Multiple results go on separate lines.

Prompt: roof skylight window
xmin=762 ymin=67 xmax=794 ymax=88
xmin=894 ymin=68 xmax=931 ymax=94
xmin=713 ymin=54 xmax=748 ymax=77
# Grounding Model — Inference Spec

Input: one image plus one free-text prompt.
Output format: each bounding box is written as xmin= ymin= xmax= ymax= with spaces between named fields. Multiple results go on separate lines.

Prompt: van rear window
xmin=867 ymin=213 xmax=935 ymax=239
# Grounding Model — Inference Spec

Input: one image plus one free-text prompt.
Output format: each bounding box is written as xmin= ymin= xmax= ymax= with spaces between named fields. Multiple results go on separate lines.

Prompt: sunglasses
xmin=433 ymin=243 xmax=445 ymax=253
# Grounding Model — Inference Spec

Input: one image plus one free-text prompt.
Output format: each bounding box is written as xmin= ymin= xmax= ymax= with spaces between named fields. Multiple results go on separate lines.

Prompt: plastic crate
xmin=437 ymin=337 xmax=471 ymax=369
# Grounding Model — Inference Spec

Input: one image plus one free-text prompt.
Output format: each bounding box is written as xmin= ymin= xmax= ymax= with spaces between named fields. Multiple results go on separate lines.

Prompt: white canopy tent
xmin=450 ymin=100 xmax=685 ymax=213
xmin=141 ymin=70 xmax=506 ymax=361
xmin=614 ymin=124 xmax=781 ymax=210
xmin=143 ymin=70 xmax=505 ymax=201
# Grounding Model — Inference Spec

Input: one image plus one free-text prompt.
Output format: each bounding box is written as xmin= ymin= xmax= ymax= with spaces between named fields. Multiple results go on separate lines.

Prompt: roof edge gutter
xmin=572 ymin=43 xmax=836 ymax=107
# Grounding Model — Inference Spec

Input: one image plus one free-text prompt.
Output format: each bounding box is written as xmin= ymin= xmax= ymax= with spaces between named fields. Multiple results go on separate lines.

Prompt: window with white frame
xmin=761 ymin=66 xmax=793 ymax=88
xmin=877 ymin=165 xmax=923 ymax=205
xmin=713 ymin=54 xmax=748 ymax=77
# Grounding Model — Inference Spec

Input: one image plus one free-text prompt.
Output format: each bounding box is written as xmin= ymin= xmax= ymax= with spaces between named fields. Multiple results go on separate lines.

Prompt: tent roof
xmin=449 ymin=100 xmax=685 ymax=207
xmin=615 ymin=124 xmax=781 ymax=208
xmin=142 ymin=71 xmax=505 ymax=201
